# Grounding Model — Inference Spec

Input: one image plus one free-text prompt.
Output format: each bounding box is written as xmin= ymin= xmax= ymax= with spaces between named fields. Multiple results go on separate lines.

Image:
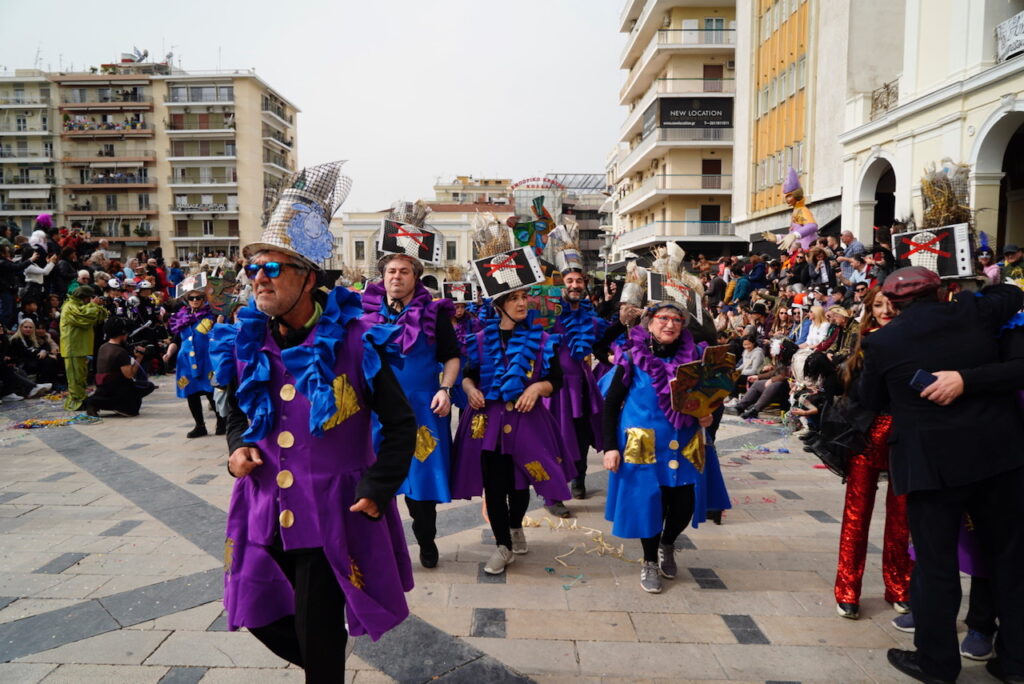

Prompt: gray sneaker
xmin=640 ymin=561 xmax=663 ymax=593
xmin=658 ymin=544 xmax=677 ymax=579
xmin=484 ymin=545 xmax=515 ymax=575
xmin=544 ymin=501 xmax=572 ymax=518
xmin=510 ymin=528 xmax=528 ymax=555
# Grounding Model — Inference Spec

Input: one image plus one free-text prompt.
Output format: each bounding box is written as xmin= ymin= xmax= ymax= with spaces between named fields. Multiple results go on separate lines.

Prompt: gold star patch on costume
xmin=348 ymin=556 xmax=365 ymax=590
xmin=624 ymin=427 xmax=656 ymax=465
xmin=414 ymin=426 xmax=437 ymax=462
xmin=323 ymin=374 xmax=360 ymax=430
xmin=196 ymin=318 xmax=214 ymax=335
xmin=470 ymin=413 xmax=487 ymax=439
xmin=223 ymin=538 xmax=235 ymax=574
xmin=681 ymin=431 xmax=705 ymax=473
xmin=524 ymin=461 xmax=550 ymax=482
xmin=177 ymin=376 xmax=189 ymax=390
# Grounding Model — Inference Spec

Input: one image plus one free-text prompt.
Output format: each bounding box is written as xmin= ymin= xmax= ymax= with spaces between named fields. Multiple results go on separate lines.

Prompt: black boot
xmin=186 ymin=394 xmax=207 ymax=438
xmin=215 ymin=415 xmax=226 ymax=435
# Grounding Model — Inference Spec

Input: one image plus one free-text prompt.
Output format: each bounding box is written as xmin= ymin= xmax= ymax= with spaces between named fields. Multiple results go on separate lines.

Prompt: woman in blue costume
xmin=600 ymin=300 xmax=730 ymax=594
xmin=451 ymin=288 xmax=573 ymax=575
xmin=169 ymin=285 xmax=221 ymax=438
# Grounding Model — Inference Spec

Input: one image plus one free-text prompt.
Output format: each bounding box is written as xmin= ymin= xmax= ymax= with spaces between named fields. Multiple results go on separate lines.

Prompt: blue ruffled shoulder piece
xmin=232 ymin=300 xmax=274 ymax=443
xmin=361 ymin=322 xmax=402 ymax=393
xmin=1002 ymin=311 xmax=1024 ymax=334
xmin=558 ymin=299 xmax=600 ymax=361
xmin=540 ymin=330 xmax=559 ymax=378
xmin=209 ymin=322 xmax=240 ymax=388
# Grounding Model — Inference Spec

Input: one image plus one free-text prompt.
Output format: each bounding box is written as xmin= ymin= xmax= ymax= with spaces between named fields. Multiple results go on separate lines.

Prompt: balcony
xmin=0 ymin=125 xmax=51 ymax=136
xmin=614 ymin=220 xmax=738 ymax=251
xmin=65 ymin=205 xmax=157 ymax=217
xmin=618 ymin=127 xmax=734 ymax=179
xmin=0 ymin=177 xmax=54 ymax=189
xmin=0 ymin=96 xmax=49 ymax=107
xmin=63 ymin=173 xmax=155 ymax=189
xmin=87 ymin=225 xmax=159 ymax=242
xmin=165 ymin=120 xmax=235 ymax=135
xmin=618 ymin=174 xmax=733 ymax=214
xmin=263 ymin=130 xmax=294 ymax=149
xmin=62 ymin=149 xmax=155 ymax=164
xmin=261 ymin=102 xmax=293 ymax=128
xmin=0 ymin=201 xmax=56 ymax=215
xmin=621 ymin=78 xmax=735 ymax=134
xmin=621 ymin=29 xmax=736 ymax=102
xmin=170 ymin=202 xmax=239 ymax=215
xmin=0 ymin=150 xmax=53 ymax=163
xmin=167 ymin=148 xmax=237 ymax=161
xmin=60 ymin=94 xmax=153 ymax=110
xmin=165 ymin=93 xmax=235 ymax=105
xmin=870 ymin=79 xmax=899 ymax=121
xmin=168 ymin=174 xmax=237 ymax=187
xmin=62 ymin=121 xmax=153 ymax=138
xmin=263 ymin=153 xmax=291 ymax=174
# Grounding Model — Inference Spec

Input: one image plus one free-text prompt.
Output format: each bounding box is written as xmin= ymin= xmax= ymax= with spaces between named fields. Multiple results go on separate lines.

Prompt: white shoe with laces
xmin=484 ymin=545 xmax=515 ymax=574
xmin=510 ymin=528 xmax=528 ymax=555
xmin=2 ymin=393 xmax=24 ymax=402
xmin=28 ymin=383 xmax=52 ymax=398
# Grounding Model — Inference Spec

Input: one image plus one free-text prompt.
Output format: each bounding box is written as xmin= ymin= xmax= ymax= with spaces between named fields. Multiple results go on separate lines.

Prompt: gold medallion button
xmin=189 ymin=351 xmax=196 ymax=357
xmin=668 ymin=439 xmax=680 ymax=451
xmin=505 ymin=401 xmax=514 ymax=411
xmin=276 ymin=470 xmax=294 ymax=489
xmin=277 ymin=431 xmax=295 ymax=449
xmin=503 ymin=424 xmax=512 ymax=434
xmin=279 ymin=509 xmax=295 ymax=528
xmin=280 ymin=384 xmax=296 ymax=401
xmin=668 ymin=459 xmax=680 ymax=470
xmin=191 ymin=364 xmax=198 ymax=370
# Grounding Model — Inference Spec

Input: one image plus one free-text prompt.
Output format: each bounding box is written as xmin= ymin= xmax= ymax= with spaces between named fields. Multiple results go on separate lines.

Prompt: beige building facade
xmin=0 ymin=56 xmax=297 ymax=261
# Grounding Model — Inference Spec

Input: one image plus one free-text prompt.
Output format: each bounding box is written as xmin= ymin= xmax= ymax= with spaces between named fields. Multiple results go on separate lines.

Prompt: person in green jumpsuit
xmin=59 ymin=286 xmax=108 ymax=410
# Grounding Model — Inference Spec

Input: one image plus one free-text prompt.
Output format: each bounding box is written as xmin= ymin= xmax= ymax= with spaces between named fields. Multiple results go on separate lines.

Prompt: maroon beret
xmin=882 ymin=266 xmax=942 ymax=302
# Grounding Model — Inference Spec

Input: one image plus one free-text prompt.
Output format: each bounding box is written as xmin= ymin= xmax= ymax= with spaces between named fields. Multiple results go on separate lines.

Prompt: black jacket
xmin=860 ymin=285 xmax=1024 ymax=495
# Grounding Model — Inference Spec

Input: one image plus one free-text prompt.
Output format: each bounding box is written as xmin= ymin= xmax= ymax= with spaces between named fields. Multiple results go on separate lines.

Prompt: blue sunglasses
xmin=244 ymin=261 xmax=309 ymax=279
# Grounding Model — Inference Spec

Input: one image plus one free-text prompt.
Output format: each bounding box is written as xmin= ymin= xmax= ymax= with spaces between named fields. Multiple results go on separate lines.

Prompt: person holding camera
xmin=58 ymin=286 xmax=108 ymax=411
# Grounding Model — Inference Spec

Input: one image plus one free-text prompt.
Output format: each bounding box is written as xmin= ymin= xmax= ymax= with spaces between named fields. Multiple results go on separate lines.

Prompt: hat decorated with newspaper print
xmin=244 ymin=161 xmax=352 ymax=269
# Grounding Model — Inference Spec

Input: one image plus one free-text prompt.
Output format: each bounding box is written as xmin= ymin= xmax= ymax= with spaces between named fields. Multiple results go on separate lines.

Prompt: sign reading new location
xmin=659 ymin=97 xmax=733 ymax=128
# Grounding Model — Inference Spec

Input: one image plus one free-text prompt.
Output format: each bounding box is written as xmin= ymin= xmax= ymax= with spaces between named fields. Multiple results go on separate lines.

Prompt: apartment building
xmin=0 ymin=71 xmax=57 ymax=233
xmin=0 ymin=55 xmax=298 ymax=262
xmin=432 ymin=176 xmax=512 ymax=205
xmin=609 ymin=0 xmax=745 ymax=261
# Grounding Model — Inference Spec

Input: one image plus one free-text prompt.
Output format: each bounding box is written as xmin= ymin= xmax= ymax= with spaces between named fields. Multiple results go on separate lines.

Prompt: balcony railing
xmin=62 ymin=94 xmax=152 ymax=105
xmin=168 ymin=148 xmax=236 ymax=158
xmin=0 ymin=202 xmax=55 ymax=211
xmin=0 ymin=125 xmax=50 ymax=133
xmin=657 ymin=28 xmax=736 ymax=46
xmin=618 ymin=175 xmax=732 ymax=211
xmin=63 ymin=121 xmax=149 ymax=133
xmin=262 ymin=102 xmax=292 ymax=123
xmin=64 ymin=174 xmax=152 ymax=185
xmin=62 ymin=149 xmax=155 ymax=161
xmin=870 ymin=79 xmax=899 ymax=120
xmin=165 ymin=120 xmax=235 ymax=131
xmin=263 ymin=130 xmax=294 ymax=147
xmin=0 ymin=96 xmax=50 ymax=105
xmin=0 ymin=150 xmax=52 ymax=160
xmin=66 ymin=202 xmax=154 ymax=213
xmin=619 ymin=127 xmax=734 ymax=177
xmin=620 ymin=220 xmax=735 ymax=243
xmin=168 ymin=174 xmax=237 ymax=185
xmin=170 ymin=202 xmax=238 ymax=213
xmin=0 ymin=177 xmax=52 ymax=185
xmin=165 ymin=93 xmax=234 ymax=103
xmin=655 ymin=77 xmax=735 ymax=94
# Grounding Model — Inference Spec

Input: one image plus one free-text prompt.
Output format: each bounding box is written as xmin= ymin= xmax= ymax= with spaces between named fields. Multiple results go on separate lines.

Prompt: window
xmin=225 ymin=142 xmax=236 ymax=156
xmin=190 ymin=86 xmax=216 ymax=102
xmin=101 ymin=143 xmax=114 ymax=156
xmin=105 ymin=194 xmax=118 ymax=210
xmin=354 ymin=240 xmax=365 ymax=261
xmin=15 ymin=116 xmax=26 ymax=132
xmin=138 ymin=194 xmax=150 ymax=210
xmin=43 ymin=142 xmax=53 ymax=157
xmin=219 ymin=86 xmax=234 ymax=101
xmin=797 ymin=56 xmax=808 ymax=89
xmin=789 ymin=64 xmax=797 ymax=96
xmin=44 ymin=168 xmax=55 ymax=184
xmin=169 ymin=86 xmax=188 ymax=102
xmin=446 ymin=240 xmax=457 ymax=261
xmin=202 ymin=219 xmax=214 ymax=236
xmin=97 ymin=88 xmax=112 ymax=102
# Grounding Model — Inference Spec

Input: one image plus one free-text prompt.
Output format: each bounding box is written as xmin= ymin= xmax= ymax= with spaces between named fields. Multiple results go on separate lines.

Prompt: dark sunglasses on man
xmin=244 ymin=261 xmax=308 ymax=279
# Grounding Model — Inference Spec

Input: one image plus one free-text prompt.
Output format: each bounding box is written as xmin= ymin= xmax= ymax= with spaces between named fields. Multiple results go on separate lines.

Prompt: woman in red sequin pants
xmin=833 ymin=289 xmax=913 ymax=619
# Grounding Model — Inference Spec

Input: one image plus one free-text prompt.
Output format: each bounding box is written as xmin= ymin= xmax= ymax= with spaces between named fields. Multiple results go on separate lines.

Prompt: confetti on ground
xmin=42 ymin=390 xmax=69 ymax=401
xmin=8 ymin=415 xmax=101 ymax=430
xmin=534 ymin=516 xmax=642 ymax=565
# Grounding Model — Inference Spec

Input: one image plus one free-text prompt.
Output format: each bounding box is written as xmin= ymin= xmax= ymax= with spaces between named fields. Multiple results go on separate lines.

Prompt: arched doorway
xmin=971 ymin=107 xmax=1024 ymax=248
xmin=421 ymin=274 xmax=439 ymax=290
xmin=998 ymin=123 xmax=1024 ymax=247
xmin=856 ymin=156 xmax=897 ymax=243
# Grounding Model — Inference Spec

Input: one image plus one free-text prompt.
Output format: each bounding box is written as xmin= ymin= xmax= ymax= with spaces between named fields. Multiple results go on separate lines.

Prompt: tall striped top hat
xmin=244 ymin=161 xmax=352 ymax=269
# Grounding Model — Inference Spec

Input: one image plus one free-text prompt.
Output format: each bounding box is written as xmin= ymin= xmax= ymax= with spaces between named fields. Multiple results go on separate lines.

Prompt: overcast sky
xmin=0 ymin=0 xmax=624 ymax=212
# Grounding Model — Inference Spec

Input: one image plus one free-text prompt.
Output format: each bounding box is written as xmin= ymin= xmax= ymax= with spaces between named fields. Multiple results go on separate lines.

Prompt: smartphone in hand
xmin=910 ymin=369 xmax=938 ymax=392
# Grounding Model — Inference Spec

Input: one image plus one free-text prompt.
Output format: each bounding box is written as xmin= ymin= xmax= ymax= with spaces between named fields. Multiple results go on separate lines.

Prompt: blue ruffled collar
xmin=558 ymin=298 xmax=600 ymax=361
xmin=476 ymin=305 xmax=552 ymax=402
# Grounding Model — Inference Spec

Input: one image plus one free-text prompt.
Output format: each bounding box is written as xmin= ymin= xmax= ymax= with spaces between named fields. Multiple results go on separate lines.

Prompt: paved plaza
xmin=0 ymin=383 xmax=988 ymax=683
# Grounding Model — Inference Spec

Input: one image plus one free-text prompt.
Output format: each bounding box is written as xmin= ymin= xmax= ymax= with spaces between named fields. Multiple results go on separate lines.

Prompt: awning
xmin=8 ymin=189 xmax=51 ymax=199
xmin=91 ymin=161 xmax=145 ymax=169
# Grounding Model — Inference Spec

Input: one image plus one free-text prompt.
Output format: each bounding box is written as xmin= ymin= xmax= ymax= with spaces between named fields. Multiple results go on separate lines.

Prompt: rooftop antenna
xmin=33 ymin=46 xmax=42 ymax=69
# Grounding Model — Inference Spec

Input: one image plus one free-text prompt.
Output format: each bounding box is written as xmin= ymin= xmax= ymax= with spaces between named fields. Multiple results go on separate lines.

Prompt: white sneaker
xmin=510 ymin=528 xmax=528 ymax=555
xmin=2 ymin=393 xmax=24 ymax=402
xmin=484 ymin=545 xmax=515 ymax=574
xmin=27 ymin=383 xmax=52 ymax=398
xmin=723 ymin=398 xmax=738 ymax=408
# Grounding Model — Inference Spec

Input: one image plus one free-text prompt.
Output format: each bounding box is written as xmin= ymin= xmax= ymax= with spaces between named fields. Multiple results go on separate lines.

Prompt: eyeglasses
xmin=244 ymin=261 xmax=308 ymax=279
xmin=187 ymin=295 xmax=206 ymax=301
xmin=652 ymin=315 xmax=683 ymax=326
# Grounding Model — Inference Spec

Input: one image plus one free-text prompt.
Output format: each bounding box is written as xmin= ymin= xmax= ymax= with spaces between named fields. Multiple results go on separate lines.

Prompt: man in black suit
xmin=860 ymin=267 xmax=1024 ymax=683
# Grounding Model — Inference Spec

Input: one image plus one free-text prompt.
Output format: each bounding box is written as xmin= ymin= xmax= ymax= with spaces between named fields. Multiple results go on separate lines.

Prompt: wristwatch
xmin=438 ymin=386 xmax=452 ymax=396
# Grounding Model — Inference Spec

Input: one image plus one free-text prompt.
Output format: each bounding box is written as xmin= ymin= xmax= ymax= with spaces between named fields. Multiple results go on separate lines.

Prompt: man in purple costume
xmin=542 ymin=266 xmax=607 ymax=516
xmin=212 ymin=162 xmax=417 ymax=682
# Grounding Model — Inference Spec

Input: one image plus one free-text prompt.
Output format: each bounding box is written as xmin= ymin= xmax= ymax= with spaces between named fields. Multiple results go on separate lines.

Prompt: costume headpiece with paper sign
xmin=548 ymin=215 xmax=586 ymax=275
xmin=376 ymin=200 xmax=444 ymax=270
xmin=245 ymin=161 xmax=352 ymax=269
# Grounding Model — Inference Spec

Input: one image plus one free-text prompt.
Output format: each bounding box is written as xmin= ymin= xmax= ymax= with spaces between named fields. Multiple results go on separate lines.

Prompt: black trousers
xmin=966 ymin=575 xmax=998 ymax=636
xmin=405 ymin=497 xmax=437 ymax=547
xmin=571 ymin=416 xmax=593 ymax=486
xmin=482 ymin=450 xmax=530 ymax=549
xmin=640 ymin=485 xmax=695 ymax=562
xmin=906 ymin=467 xmax=1024 ymax=679
xmin=249 ymin=545 xmax=347 ymax=684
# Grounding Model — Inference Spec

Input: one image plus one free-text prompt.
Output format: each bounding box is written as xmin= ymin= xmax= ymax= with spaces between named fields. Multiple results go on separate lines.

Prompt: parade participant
xmin=59 ymin=285 xmax=107 ymax=411
xmin=451 ymin=244 xmax=573 ymax=575
xmin=210 ymin=162 xmax=416 ymax=681
xmin=169 ymin=283 xmax=220 ymax=438
xmin=832 ymin=288 xmax=912 ymax=620
xmin=975 ymin=235 xmax=1000 ymax=284
xmin=361 ymin=200 xmax=459 ymax=569
xmin=763 ymin=168 xmax=819 ymax=255
xmin=442 ymin=269 xmax=480 ymax=412
xmin=1000 ymin=243 xmax=1024 ymax=285
xmin=600 ymin=297 xmax=729 ymax=594
xmin=543 ymin=224 xmax=607 ymax=509
xmin=86 ymin=316 xmax=155 ymax=417
xmin=860 ymin=267 xmax=1024 ymax=683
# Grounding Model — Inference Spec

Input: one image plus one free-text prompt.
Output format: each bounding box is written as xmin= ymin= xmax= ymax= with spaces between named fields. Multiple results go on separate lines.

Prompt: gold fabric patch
xmin=623 ymin=427 xmax=656 ymax=465
xmin=177 ymin=376 xmax=189 ymax=390
xmin=681 ymin=431 xmax=705 ymax=473
xmin=208 ymin=371 xmax=215 ymax=381
xmin=524 ymin=460 xmax=550 ymax=482
xmin=323 ymin=374 xmax=360 ymax=430
xmin=471 ymin=413 xmax=487 ymax=439
xmin=348 ymin=556 xmax=365 ymax=590
xmin=277 ymin=431 xmax=295 ymax=449
xmin=276 ymin=469 xmax=294 ymax=489
xmin=279 ymin=509 xmax=295 ymax=528
xmin=414 ymin=426 xmax=437 ymax=462
xmin=280 ymin=383 xmax=296 ymax=401
xmin=223 ymin=538 xmax=234 ymax=574
xmin=196 ymin=318 xmax=214 ymax=335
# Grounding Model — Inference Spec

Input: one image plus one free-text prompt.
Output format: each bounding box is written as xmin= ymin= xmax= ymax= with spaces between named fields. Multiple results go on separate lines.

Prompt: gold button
xmin=503 ymin=424 xmax=512 ymax=434
xmin=191 ymin=364 xmax=198 ymax=370
xmin=668 ymin=460 xmax=680 ymax=470
xmin=668 ymin=440 xmax=680 ymax=450
xmin=505 ymin=401 xmax=514 ymax=411
xmin=279 ymin=509 xmax=295 ymax=528
xmin=280 ymin=384 xmax=296 ymax=401
xmin=189 ymin=351 xmax=196 ymax=357
xmin=277 ymin=431 xmax=295 ymax=448
xmin=276 ymin=470 xmax=294 ymax=488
